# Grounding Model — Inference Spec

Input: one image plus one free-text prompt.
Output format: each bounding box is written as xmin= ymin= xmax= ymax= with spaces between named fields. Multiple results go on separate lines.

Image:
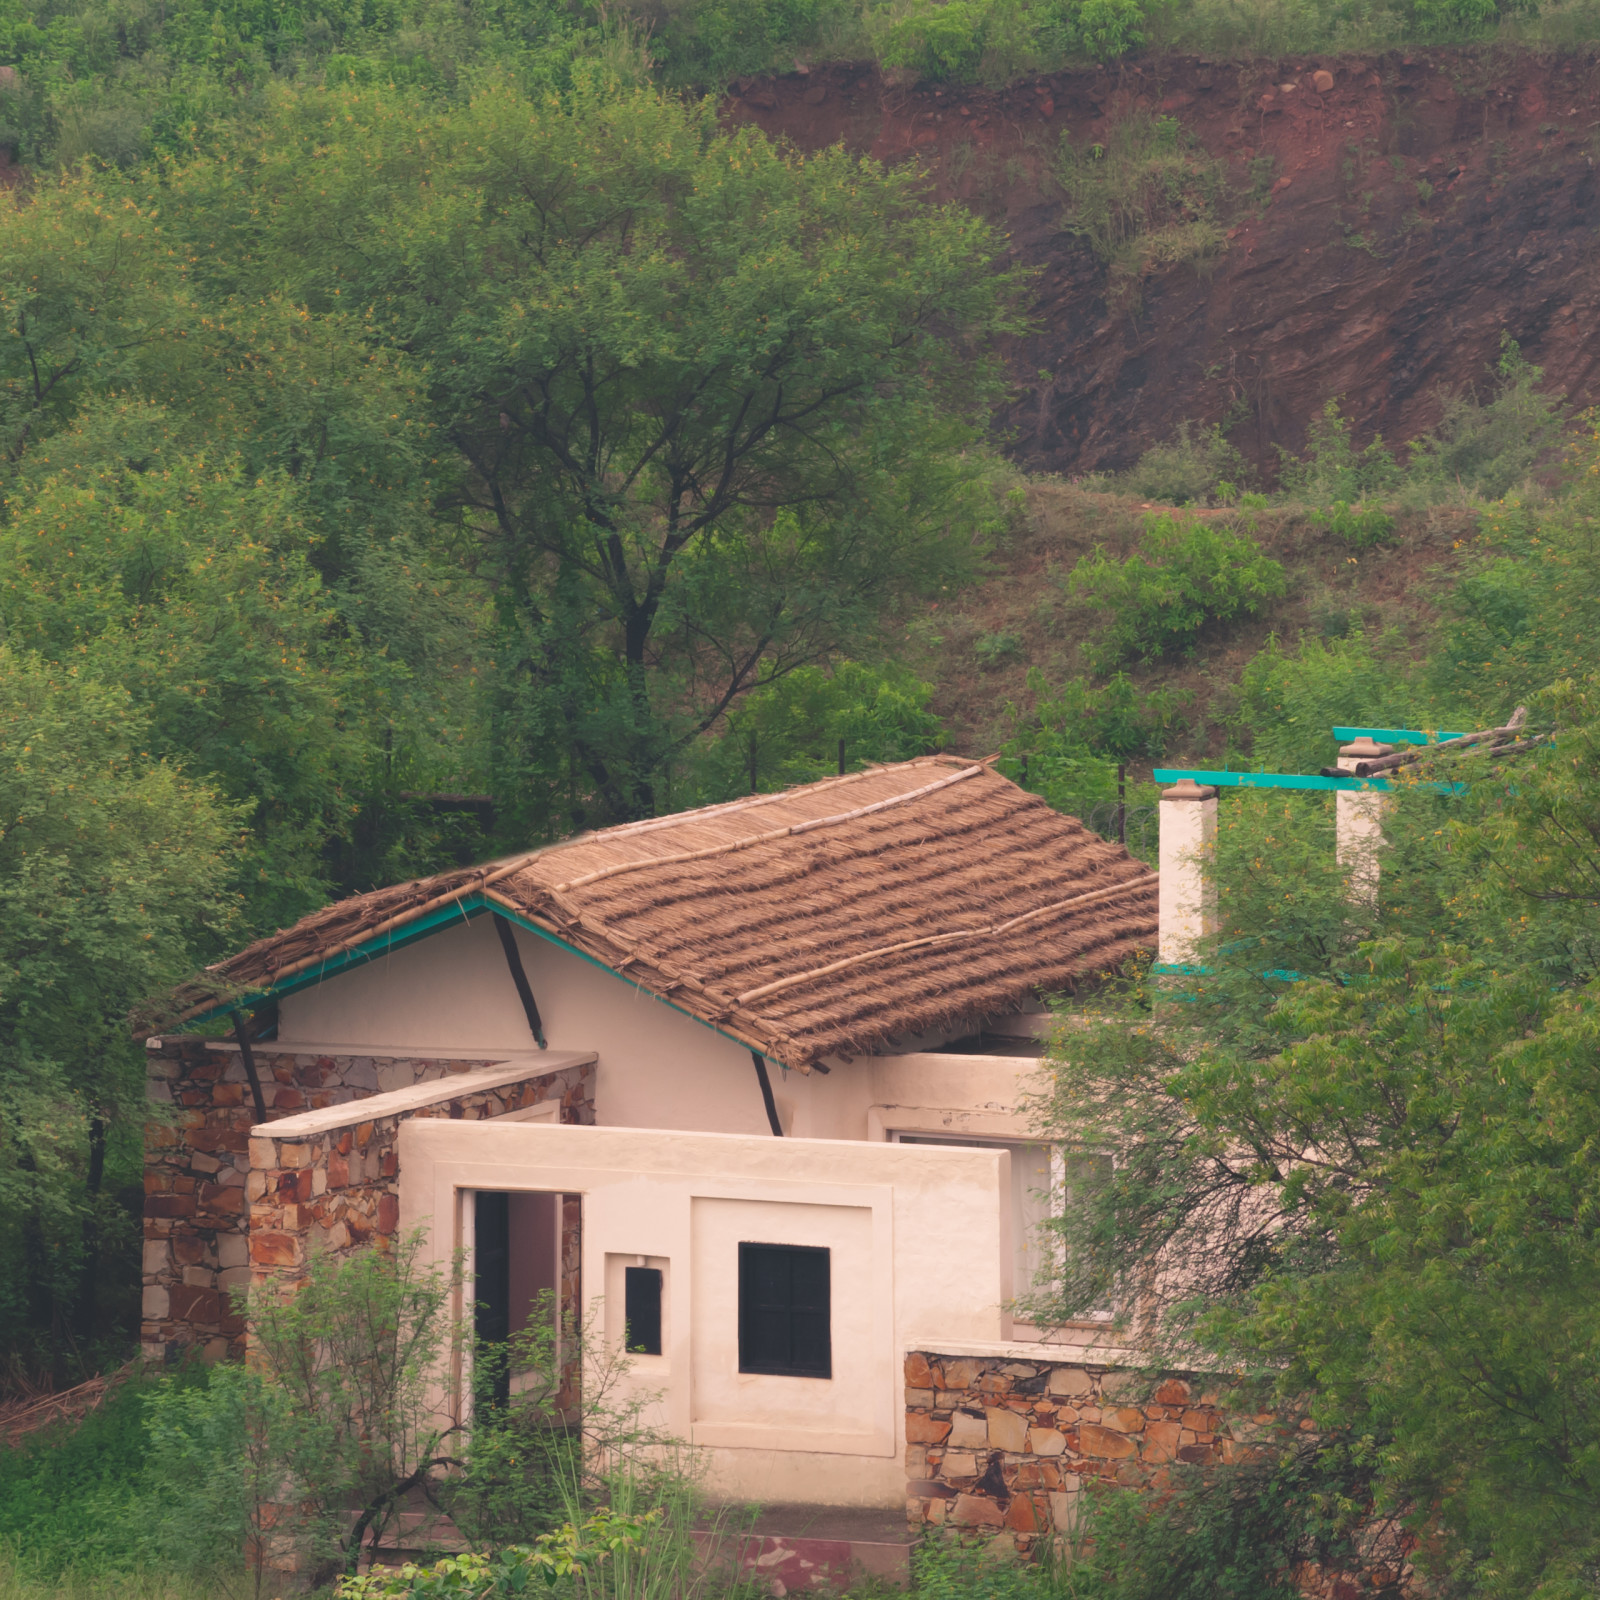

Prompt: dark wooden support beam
xmin=494 ymin=913 xmax=548 ymax=1048
xmin=233 ymin=1011 xmax=268 ymax=1127
xmin=751 ymin=1051 xmax=783 ymax=1137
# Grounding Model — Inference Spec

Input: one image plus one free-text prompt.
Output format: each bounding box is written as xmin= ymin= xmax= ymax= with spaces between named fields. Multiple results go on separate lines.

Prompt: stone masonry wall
xmin=143 ymin=1040 xmax=586 ymax=1362
xmin=906 ymin=1349 xmax=1416 ymax=1593
xmin=246 ymin=1062 xmax=595 ymax=1299
xmin=904 ymin=1349 xmax=1252 ymax=1556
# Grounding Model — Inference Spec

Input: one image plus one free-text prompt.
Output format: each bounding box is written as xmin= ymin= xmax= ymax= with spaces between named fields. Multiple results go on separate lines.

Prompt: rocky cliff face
xmin=727 ymin=51 xmax=1600 ymax=477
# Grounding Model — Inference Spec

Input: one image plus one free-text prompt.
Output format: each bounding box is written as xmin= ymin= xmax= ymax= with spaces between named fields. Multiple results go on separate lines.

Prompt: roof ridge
xmin=569 ymin=754 xmax=965 ymax=848
xmin=546 ymin=765 xmax=986 ymax=894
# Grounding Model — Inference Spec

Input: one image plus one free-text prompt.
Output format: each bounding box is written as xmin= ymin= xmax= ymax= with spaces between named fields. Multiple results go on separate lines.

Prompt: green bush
xmin=1068 ymin=0 xmax=1146 ymax=58
xmin=1057 ymin=113 xmax=1228 ymax=279
xmin=1068 ymin=514 xmax=1288 ymax=665
xmin=688 ymin=660 xmax=943 ymax=799
xmin=879 ymin=0 xmax=992 ymax=80
xmin=1121 ymin=421 xmax=1250 ymax=506
xmin=337 ymin=1508 xmax=664 ymax=1599
xmin=996 ymin=668 xmax=1174 ymax=852
xmin=649 ymin=0 xmax=828 ymax=85
xmin=1405 ymin=336 xmax=1566 ymax=502
xmin=1309 ymin=499 xmax=1397 ymax=547
xmin=1278 ymin=399 xmax=1401 ymax=502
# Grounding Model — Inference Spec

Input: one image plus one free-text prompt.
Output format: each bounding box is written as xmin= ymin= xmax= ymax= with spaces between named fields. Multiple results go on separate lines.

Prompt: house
xmin=141 ymin=755 xmax=1159 ymax=1511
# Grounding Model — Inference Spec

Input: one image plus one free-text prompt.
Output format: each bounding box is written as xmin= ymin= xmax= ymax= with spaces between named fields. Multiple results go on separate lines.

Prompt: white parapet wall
xmin=1335 ymin=738 xmax=1393 ymax=910
xmin=398 ymin=1119 xmax=1015 ymax=1508
xmin=1157 ymin=779 xmax=1218 ymax=967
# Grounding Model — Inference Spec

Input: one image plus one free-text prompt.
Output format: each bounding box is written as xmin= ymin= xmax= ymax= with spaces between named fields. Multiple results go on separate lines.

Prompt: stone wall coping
xmin=149 ymin=1037 xmax=555 ymax=1063
xmin=250 ymin=1051 xmax=597 ymax=1139
xmin=904 ymin=1337 xmax=1143 ymax=1366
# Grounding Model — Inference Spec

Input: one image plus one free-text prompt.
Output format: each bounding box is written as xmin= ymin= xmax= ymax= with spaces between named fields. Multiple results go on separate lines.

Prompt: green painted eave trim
xmin=180 ymin=891 xmax=784 ymax=1067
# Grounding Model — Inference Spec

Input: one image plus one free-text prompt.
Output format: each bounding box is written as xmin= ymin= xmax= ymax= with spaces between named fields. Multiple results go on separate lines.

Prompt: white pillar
xmin=1158 ymin=779 xmax=1218 ymax=967
xmin=1335 ymin=738 xmax=1393 ymax=911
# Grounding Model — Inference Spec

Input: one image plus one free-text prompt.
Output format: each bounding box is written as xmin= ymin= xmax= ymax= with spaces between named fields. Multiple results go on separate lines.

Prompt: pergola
xmin=1149 ymin=716 xmax=1531 ymax=967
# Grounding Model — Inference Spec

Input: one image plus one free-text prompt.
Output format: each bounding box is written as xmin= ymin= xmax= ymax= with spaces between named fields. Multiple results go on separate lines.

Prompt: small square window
xmin=738 ymin=1242 xmax=831 ymax=1379
xmin=623 ymin=1266 xmax=662 ymax=1355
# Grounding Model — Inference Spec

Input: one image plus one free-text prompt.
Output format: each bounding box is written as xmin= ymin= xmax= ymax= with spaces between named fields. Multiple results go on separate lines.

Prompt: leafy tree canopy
xmin=148 ymin=78 xmax=1026 ymax=827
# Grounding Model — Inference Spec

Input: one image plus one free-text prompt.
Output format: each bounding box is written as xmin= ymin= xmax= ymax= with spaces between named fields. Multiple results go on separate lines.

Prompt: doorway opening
xmin=472 ymin=1190 xmax=570 ymax=1409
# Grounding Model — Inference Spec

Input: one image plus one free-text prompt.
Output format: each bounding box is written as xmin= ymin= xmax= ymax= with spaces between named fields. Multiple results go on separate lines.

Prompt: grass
xmin=0 ymin=1562 xmax=238 ymax=1600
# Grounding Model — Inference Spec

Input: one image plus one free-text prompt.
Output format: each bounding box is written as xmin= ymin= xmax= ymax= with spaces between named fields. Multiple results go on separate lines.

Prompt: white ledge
xmin=903 ymin=1336 xmax=1142 ymax=1367
xmin=249 ymin=1051 xmax=597 ymax=1140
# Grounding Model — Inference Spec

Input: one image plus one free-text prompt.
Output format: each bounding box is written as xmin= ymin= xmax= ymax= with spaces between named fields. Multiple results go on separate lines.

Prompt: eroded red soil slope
xmin=727 ymin=52 xmax=1600 ymax=475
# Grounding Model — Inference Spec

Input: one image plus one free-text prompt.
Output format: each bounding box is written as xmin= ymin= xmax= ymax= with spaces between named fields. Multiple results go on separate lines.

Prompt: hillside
xmin=896 ymin=484 xmax=1476 ymax=768
xmin=728 ymin=48 xmax=1600 ymax=476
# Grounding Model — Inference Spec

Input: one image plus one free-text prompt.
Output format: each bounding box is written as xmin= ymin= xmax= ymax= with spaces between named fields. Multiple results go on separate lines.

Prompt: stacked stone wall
xmin=904 ymin=1349 xmax=1256 ymax=1555
xmin=246 ymin=1063 xmax=595 ymax=1298
xmin=142 ymin=1041 xmax=584 ymax=1361
xmin=905 ymin=1349 xmax=1414 ymax=1593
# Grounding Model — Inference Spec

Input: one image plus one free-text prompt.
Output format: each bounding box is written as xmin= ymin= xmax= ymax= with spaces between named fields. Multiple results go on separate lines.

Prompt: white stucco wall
xmin=398 ymin=1119 xmax=1013 ymax=1507
xmin=278 ymin=913 xmax=880 ymax=1138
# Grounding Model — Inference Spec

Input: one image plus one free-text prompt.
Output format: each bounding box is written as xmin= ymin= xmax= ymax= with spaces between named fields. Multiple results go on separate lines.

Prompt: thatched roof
xmin=156 ymin=758 xmax=1157 ymax=1071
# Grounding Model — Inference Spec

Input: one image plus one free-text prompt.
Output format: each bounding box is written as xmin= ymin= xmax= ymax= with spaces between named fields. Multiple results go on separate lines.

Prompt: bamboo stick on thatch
xmin=734 ymin=872 xmax=1160 ymax=1005
xmin=549 ymin=765 xmax=986 ymax=893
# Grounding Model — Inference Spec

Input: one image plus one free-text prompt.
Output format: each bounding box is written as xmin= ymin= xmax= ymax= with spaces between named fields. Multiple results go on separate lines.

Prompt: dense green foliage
xmin=1067 ymin=513 xmax=1287 ymax=667
xmin=0 ymin=0 xmax=1597 ymax=165
xmin=0 ymin=656 xmax=240 ymax=1378
xmin=0 ymin=56 xmax=1019 ymax=1370
xmin=143 ymin=78 xmax=1021 ymax=828
xmin=1036 ymin=409 xmax=1600 ymax=1594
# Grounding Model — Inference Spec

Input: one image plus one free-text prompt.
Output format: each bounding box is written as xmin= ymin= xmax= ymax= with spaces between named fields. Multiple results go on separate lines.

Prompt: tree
xmin=0 ymin=649 xmax=242 ymax=1379
xmin=158 ymin=77 xmax=1029 ymax=828
xmin=1032 ymin=678 xmax=1600 ymax=1597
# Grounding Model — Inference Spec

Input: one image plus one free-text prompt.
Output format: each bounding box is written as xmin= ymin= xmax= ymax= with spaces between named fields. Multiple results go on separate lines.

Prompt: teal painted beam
xmin=1332 ymin=726 xmax=1468 ymax=744
xmin=1155 ymin=767 xmax=1389 ymax=792
xmin=1153 ymin=767 xmax=1464 ymax=795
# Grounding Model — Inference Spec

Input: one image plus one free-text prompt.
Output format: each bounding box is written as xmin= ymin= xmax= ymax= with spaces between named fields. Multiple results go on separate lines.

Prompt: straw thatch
xmin=154 ymin=758 xmax=1157 ymax=1072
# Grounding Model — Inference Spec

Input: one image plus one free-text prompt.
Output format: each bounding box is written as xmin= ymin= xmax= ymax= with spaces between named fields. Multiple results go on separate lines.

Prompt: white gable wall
xmin=277 ymin=914 xmax=878 ymax=1138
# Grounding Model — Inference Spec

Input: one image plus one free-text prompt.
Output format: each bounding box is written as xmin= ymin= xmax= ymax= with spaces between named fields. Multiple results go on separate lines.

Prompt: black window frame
xmin=737 ymin=1241 xmax=832 ymax=1379
xmin=623 ymin=1265 xmax=663 ymax=1356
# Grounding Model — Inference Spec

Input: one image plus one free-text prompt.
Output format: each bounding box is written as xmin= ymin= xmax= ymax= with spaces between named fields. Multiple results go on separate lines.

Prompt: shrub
xmin=1405 ymin=336 xmax=1566 ymax=502
xmin=1278 ymin=399 xmax=1401 ymax=502
xmin=1122 ymin=421 xmax=1250 ymax=506
xmin=689 ymin=660 xmax=943 ymax=799
xmin=1068 ymin=514 xmax=1288 ymax=665
xmin=1056 ymin=113 xmax=1229 ymax=280
xmin=879 ymin=0 xmax=991 ymax=80
xmin=974 ymin=629 xmax=1025 ymax=664
xmin=1309 ymin=499 xmax=1397 ymax=548
xmin=649 ymin=0 xmax=827 ymax=84
xmin=337 ymin=1508 xmax=664 ymax=1599
xmin=997 ymin=668 xmax=1175 ymax=854
xmin=1069 ymin=0 xmax=1147 ymax=58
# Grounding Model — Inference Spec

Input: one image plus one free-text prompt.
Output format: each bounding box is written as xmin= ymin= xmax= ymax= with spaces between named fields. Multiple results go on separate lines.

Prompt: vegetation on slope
xmin=0 ymin=0 xmax=1595 ymax=1589
xmin=8 ymin=0 xmax=1600 ymax=170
